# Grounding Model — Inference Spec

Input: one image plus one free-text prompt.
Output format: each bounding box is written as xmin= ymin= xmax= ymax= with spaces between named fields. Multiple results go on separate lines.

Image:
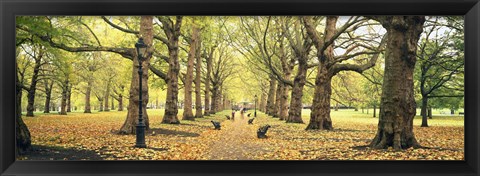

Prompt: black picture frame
xmin=1 ymin=0 xmax=479 ymax=175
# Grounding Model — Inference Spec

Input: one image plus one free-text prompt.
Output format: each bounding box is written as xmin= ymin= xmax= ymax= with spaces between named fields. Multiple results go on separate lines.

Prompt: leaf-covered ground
xmin=19 ymin=109 xmax=464 ymax=160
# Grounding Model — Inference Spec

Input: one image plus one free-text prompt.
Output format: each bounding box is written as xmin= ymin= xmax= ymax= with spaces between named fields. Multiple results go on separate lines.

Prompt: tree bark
xmin=260 ymin=92 xmax=266 ymax=112
xmin=195 ymin=33 xmax=203 ymax=118
xmin=306 ymin=67 xmax=333 ymax=130
xmin=428 ymin=107 xmax=432 ymax=118
xmin=273 ymin=81 xmax=282 ymax=118
xmin=286 ymin=57 xmax=307 ymax=123
xmin=43 ymin=80 xmax=53 ymax=113
xmin=119 ymin=16 xmax=153 ymax=133
xmin=420 ymin=96 xmax=428 ymax=127
xmin=104 ymin=80 xmax=111 ymax=111
xmin=204 ymin=47 xmax=213 ymax=116
xmin=211 ymin=84 xmax=218 ymax=114
xmin=306 ymin=16 xmax=337 ymax=130
xmin=16 ymin=75 xmax=31 ymax=154
xmin=66 ymin=85 xmax=72 ymax=112
xmin=369 ymin=16 xmax=425 ymax=150
xmin=183 ymin=26 xmax=199 ymax=121
xmin=26 ymin=52 xmax=42 ymax=117
xmin=84 ymin=79 xmax=92 ymax=113
xmin=60 ymin=80 xmax=68 ymax=115
xmin=161 ymin=16 xmax=183 ymax=124
xmin=266 ymin=75 xmax=277 ymax=116
xmin=373 ymin=104 xmax=377 ymax=117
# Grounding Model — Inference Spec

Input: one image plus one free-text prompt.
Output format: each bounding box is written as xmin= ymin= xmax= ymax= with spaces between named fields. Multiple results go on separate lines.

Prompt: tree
xmin=182 ymin=25 xmax=200 ymax=121
xmin=416 ymin=17 xmax=464 ymax=127
xmin=158 ymin=16 xmax=183 ymax=124
xmin=194 ymin=32 xmax=204 ymax=118
xmin=15 ymin=45 xmax=32 ymax=153
xmin=368 ymin=16 xmax=426 ymax=150
xmin=303 ymin=16 xmax=385 ymax=130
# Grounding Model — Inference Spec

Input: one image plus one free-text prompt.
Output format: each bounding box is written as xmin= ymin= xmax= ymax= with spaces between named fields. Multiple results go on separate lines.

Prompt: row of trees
xmin=229 ymin=16 xmax=463 ymax=149
xmin=15 ymin=16 xmax=464 ymax=153
xmin=15 ymin=16 xmax=239 ymax=153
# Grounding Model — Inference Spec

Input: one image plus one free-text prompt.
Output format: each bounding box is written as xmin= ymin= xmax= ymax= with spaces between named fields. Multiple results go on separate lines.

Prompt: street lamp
xmin=254 ymin=94 xmax=257 ymax=117
xmin=135 ymin=37 xmax=147 ymax=148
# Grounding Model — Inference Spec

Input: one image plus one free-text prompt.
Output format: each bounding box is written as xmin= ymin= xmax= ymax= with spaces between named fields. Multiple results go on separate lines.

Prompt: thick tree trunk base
xmin=286 ymin=116 xmax=304 ymax=123
xmin=305 ymin=119 xmax=333 ymax=130
xmin=369 ymin=131 xmax=422 ymax=150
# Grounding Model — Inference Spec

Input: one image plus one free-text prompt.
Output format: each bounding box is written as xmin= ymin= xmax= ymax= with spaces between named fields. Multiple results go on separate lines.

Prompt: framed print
xmin=1 ymin=0 xmax=479 ymax=175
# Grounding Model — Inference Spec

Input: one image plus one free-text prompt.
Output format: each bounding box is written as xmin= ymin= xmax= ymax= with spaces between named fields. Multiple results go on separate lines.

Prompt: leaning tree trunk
xmin=287 ymin=58 xmax=307 ymax=123
xmin=183 ymin=26 xmax=199 ymax=121
xmin=195 ymin=34 xmax=203 ymax=118
xmin=369 ymin=16 xmax=425 ymax=150
xmin=306 ymin=65 xmax=333 ymax=130
xmin=16 ymin=77 xmax=31 ymax=154
xmin=119 ymin=16 xmax=153 ymax=133
xmin=266 ymin=76 xmax=277 ymax=116
xmin=162 ymin=20 xmax=182 ymax=124
xmin=66 ymin=85 xmax=72 ymax=112
xmin=273 ymin=81 xmax=282 ymax=118
xmin=84 ymin=79 xmax=92 ymax=113
xmin=26 ymin=57 xmax=42 ymax=117
xmin=420 ymin=96 xmax=428 ymax=127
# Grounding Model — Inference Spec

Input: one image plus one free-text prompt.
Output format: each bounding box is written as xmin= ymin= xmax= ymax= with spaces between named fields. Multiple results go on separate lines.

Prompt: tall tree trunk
xmin=26 ymin=59 xmax=42 ymax=117
xmin=373 ymin=104 xmax=376 ymax=117
xmin=104 ymin=81 xmax=111 ymax=111
xmin=16 ymin=75 xmax=31 ymax=154
xmin=161 ymin=17 xmax=183 ymax=124
xmin=194 ymin=35 xmax=203 ymax=117
xmin=84 ymin=79 xmax=92 ymax=113
xmin=119 ymin=16 xmax=153 ymax=133
xmin=43 ymin=81 xmax=53 ymax=113
xmin=287 ymin=58 xmax=307 ymax=123
xmin=266 ymin=76 xmax=277 ymax=116
xmin=420 ymin=96 xmax=428 ymax=127
xmin=183 ymin=27 xmax=199 ymax=121
xmin=273 ymin=81 xmax=282 ymax=118
xmin=369 ymin=16 xmax=425 ymax=150
xmin=60 ymin=81 xmax=68 ymax=115
xmin=66 ymin=85 xmax=72 ymax=112
xmin=204 ymin=48 xmax=213 ymax=116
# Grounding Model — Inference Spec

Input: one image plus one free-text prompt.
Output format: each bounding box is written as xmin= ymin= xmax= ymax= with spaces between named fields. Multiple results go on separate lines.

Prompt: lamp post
xmin=135 ymin=38 xmax=147 ymax=148
xmin=254 ymin=95 xmax=257 ymax=117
